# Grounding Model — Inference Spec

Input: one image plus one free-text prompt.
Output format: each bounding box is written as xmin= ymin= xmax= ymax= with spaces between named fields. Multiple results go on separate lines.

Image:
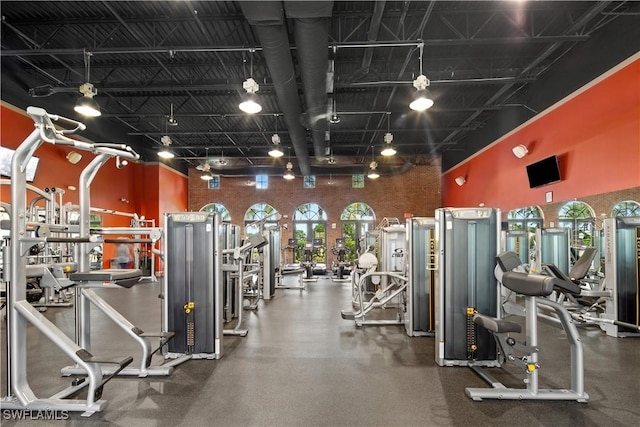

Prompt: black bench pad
xmin=70 ymin=269 xmax=143 ymax=288
xmin=474 ymin=314 xmax=522 ymax=334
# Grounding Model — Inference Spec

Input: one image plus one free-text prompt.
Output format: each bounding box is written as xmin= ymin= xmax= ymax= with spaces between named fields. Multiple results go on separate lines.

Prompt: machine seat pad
xmin=70 ymin=269 xmax=143 ymax=288
xmin=496 ymin=251 xmax=523 ymax=272
xmin=502 ymin=271 xmax=556 ymax=296
xmin=541 ymin=264 xmax=583 ymax=296
xmin=474 ymin=314 xmax=521 ymax=334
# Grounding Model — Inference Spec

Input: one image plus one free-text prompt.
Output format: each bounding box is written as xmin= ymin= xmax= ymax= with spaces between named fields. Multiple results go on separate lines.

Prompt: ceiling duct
xmin=238 ymin=1 xmax=311 ymax=176
xmin=285 ymin=1 xmax=333 ymax=160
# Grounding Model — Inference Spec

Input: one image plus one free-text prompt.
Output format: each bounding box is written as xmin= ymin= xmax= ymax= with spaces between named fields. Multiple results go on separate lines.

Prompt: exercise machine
xmin=435 ymin=207 xmax=501 ymax=367
xmin=504 ymin=229 xmax=531 ymax=267
xmin=341 ymin=252 xmax=408 ymax=326
xmin=599 ymin=218 xmax=640 ymax=337
xmin=341 ymin=225 xmax=407 ymax=326
xmin=331 ymin=238 xmax=350 ymax=281
xmin=301 ymin=241 xmax=317 ymax=281
xmin=405 ymin=217 xmax=436 ymax=336
xmin=222 ymin=232 xmax=268 ymax=336
xmin=261 ymin=224 xmax=283 ymax=299
xmin=536 ymin=227 xmax=570 ymax=275
xmin=221 ymin=223 xmax=241 ymax=324
xmin=1 ymin=107 xmax=133 ymax=416
xmin=164 ymin=212 xmax=223 ymax=359
xmin=466 ymin=251 xmax=589 ymax=402
xmin=61 ymin=146 xmax=177 ymax=379
xmin=276 ymin=238 xmax=305 ymax=290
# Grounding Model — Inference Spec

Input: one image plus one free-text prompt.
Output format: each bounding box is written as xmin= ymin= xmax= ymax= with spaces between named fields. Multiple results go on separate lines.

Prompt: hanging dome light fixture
xmin=268 ymin=114 xmax=284 ymax=158
xmin=74 ymin=50 xmax=101 ymax=117
xmin=380 ymin=112 xmax=396 ymax=156
xmin=409 ymin=42 xmax=434 ymax=112
xmin=239 ymin=49 xmax=262 ymax=114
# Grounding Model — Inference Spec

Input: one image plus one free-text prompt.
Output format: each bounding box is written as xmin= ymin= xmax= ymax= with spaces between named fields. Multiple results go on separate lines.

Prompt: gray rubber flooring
xmin=1 ymin=277 xmax=639 ymax=426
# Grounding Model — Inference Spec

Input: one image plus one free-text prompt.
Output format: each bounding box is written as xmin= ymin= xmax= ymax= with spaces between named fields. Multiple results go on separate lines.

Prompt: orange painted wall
xmin=158 ymin=163 xmax=188 ymax=224
xmin=442 ymin=55 xmax=640 ymax=211
xmin=0 ymin=103 xmax=188 ymax=266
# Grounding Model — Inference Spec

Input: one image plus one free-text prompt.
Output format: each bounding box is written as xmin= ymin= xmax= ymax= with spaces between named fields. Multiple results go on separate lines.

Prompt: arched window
xmin=293 ymin=203 xmax=327 ymax=264
xmin=340 ymin=203 xmax=376 ymax=261
xmin=200 ymin=203 xmax=231 ymax=222
xmin=559 ymin=201 xmax=595 ymax=247
xmin=612 ymin=201 xmax=640 ymax=217
xmin=244 ymin=203 xmax=278 ymax=235
xmin=507 ymin=206 xmax=543 ymax=232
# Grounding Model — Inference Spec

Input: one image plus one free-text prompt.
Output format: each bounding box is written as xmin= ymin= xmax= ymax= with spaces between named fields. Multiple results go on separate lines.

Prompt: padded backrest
xmin=501 ymin=271 xmax=555 ymax=296
xmin=496 ymin=251 xmax=522 ymax=272
xmin=569 ymin=247 xmax=597 ymax=280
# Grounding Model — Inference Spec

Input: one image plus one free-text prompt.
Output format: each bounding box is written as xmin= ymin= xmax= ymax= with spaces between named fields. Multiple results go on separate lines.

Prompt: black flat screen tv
xmin=526 ymin=155 xmax=561 ymax=188
xmin=0 ymin=146 xmax=40 ymax=182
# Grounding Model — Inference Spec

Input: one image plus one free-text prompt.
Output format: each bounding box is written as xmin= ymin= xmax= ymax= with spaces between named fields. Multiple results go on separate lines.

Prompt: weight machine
xmin=1 ymin=107 xmax=135 ymax=416
xmin=435 ymin=208 xmax=501 ymax=367
xmin=60 ymin=143 xmax=177 ymax=379
xmin=405 ymin=217 xmax=437 ymax=336
xmin=164 ymin=212 xmax=223 ymax=359
xmin=536 ymin=228 xmax=570 ymax=275
xmin=466 ymin=251 xmax=589 ymax=402
xmin=222 ymin=232 xmax=268 ymax=336
xmin=570 ymin=217 xmax=640 ymax=337
xmin=341 ymin=225 xmax=407 ymax=327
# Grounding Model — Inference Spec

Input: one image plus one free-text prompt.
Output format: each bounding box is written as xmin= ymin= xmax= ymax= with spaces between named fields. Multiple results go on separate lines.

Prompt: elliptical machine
xmin=301 ymin=241 xmax=315 ymax=280
xmin=332 ymin=238 xmax=349 ymax=281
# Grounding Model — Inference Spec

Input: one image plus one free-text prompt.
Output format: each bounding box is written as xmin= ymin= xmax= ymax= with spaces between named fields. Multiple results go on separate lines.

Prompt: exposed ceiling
xmin=2 ymin=1 xmax=639 ymax=177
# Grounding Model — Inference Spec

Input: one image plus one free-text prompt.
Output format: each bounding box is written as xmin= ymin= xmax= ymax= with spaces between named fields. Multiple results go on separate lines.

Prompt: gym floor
xmin=1 ymin=278 xmax=639 ymax=426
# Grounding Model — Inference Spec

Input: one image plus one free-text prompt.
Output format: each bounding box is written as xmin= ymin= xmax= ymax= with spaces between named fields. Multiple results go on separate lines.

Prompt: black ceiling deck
xmin=2 ymin=1 xmax=639 ymax=175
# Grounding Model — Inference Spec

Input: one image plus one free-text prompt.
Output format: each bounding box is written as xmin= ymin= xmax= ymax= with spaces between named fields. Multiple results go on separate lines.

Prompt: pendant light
xmin=268 ymin=114 xmax=284 ymax=158
xmin=409 ymin=42 xmax=434 ymax=111
xmin=239 ymin=49 xmax=262 ymax=114
xmin=74 ymin=50 xmax=101 ymax=117
xmin=380 ymin=112 xmax=396 ymax=156
xmin=367 ymin=148 xmax=380 ymax=179
xmin=283 ymin=148 xmax=295 ymax=180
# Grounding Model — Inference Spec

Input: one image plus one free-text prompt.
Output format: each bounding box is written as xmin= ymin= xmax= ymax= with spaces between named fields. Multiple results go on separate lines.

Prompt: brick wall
xmin=188 ymin=163 xmax=442 ymax=246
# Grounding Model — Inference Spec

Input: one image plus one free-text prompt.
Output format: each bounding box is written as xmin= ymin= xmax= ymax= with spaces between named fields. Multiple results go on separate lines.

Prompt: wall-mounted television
xmin=526 ymin=155 xmax=561 ymax=188
xmin=0 ymin=146 xmax=40 ymax=182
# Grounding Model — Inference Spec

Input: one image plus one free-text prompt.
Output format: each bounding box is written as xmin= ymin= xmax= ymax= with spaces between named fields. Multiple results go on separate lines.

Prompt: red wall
xmin=0 ymin=102 xmax=188 ymax=265
xmin=442 ymin=55 xmax=640 ymax=211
